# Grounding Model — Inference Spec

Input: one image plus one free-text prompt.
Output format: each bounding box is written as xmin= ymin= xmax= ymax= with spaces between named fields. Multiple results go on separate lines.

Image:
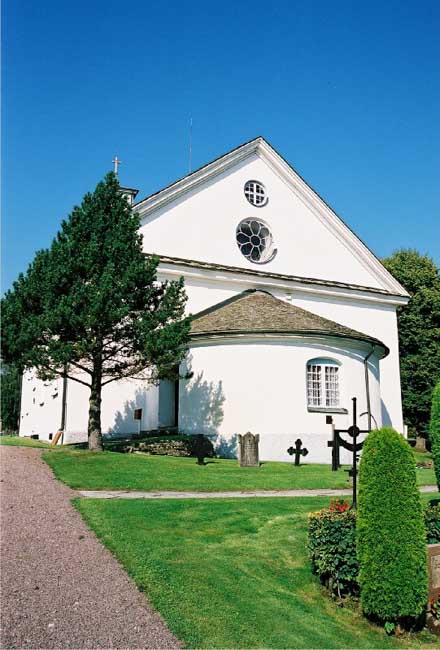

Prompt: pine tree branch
xmin=69 ymin=360 xmax=93 ymax=375
xmin=65 ymin=373 xmax=91 ymax=388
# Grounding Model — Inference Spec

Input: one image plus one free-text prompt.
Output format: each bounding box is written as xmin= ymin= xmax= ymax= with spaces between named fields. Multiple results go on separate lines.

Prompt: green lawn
xmin=0 ymin=435 xmax=52 ymax=448
xmin=413 ymin=450 xmax=437 ymax=486
xmin=75 ymin=497 xmax=436 ymax=649
xmin=43 ymin=448 xmax=437 ymax=491
xmin=44 ymin=449 xmax=355 ymax=491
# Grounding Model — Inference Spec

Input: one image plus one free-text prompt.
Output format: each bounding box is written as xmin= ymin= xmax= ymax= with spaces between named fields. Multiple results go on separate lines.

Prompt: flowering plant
xmin=328 ymin=498 xmax=350 ymax=513
xmin=429 ymin=592 xmax=440 ymax=620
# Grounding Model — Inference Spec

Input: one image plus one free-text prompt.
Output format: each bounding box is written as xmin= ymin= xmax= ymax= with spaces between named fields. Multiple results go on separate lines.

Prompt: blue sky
xmin=2 ymin=0 xmax=439 ymax=292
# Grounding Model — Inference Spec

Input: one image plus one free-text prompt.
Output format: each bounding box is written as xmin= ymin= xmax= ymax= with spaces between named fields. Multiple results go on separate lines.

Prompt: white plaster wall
xmin=140 ymin=154 xmax=385 ymax=290
xmin=62 ymin=377 xmax=161 ymax=444
xmin=19 ymin=370 xmax=63 ymax=440
xmin=62 ymin=379 xmax=88 ymax=442
xmin=20 ymin=370 xmax=162 ymax=444
xmin=179 ymin=338 xmax=381 ymax=463
xmin=155 ymin=274 xmax=237 ymax=316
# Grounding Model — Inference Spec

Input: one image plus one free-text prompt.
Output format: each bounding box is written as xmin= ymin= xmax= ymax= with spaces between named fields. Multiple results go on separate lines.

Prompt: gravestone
xmin=238 ymin=432 xmax=260 ymax=467
xmin=427 ymin=544 xmax=440 ymax=635
xmin=428 ymin=544 xmax=440 ymax=600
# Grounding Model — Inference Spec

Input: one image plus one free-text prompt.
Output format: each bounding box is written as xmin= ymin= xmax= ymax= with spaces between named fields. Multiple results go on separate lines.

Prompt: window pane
xmin=307 ymin=364 xmax=322 ymax=406
xmin=325 ymin=366 xmax=339 ymax=407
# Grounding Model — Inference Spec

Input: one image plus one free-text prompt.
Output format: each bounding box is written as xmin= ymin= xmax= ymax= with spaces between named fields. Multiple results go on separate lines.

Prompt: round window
xmin=236 ymin=219 xmax=277 ymax=264
xmin=244 ymin=180 xmax=267 ymax=207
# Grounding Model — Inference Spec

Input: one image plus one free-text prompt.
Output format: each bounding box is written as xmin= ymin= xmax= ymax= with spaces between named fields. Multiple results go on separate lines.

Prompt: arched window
xmin=306 ymin=358 xmax=340 ymax=408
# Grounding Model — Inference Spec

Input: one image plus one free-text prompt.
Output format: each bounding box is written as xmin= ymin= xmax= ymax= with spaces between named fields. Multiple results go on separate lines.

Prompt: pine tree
xmin=2 ymin=173 xmax=191 ymax=450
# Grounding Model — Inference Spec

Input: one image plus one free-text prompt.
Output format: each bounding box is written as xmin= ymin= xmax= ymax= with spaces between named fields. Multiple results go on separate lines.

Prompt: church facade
xmin=19 ymin=137 xmax=409 ymax=463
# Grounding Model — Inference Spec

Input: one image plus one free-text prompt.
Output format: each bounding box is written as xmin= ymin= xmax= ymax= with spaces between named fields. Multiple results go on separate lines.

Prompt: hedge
xmin=357 ymin=427 xmax=427 ymax=624
xmin=430 ymin=382 xmax=440 ymax=491
xmin=308 ymin=500 xmax=358 ymax=598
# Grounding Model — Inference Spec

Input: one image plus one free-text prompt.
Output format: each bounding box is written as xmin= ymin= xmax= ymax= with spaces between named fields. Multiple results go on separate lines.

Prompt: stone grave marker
xmin=428 ymin=544 xmax=440 ymax=599
xmin=415 ymin=436 xmax=427 ymax=452
xmin=238 ymin=432 xmax=260 ymax=467
xmin=427 ymin=543 xmax=440 ymax=635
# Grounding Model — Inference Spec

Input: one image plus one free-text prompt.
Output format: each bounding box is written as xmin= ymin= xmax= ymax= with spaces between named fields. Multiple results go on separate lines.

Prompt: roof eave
xmin=189 ymin=329 xmax=389 ymax=359
xmin=133 ymin=136 xmax=264 ymax=211
xmin=156 ymin=255 xmax=410 ymax=301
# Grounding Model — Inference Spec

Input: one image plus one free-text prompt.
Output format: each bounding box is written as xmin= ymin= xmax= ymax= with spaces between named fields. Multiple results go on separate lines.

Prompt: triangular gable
xmin=134 ymin=137 xmax=408 ymax=297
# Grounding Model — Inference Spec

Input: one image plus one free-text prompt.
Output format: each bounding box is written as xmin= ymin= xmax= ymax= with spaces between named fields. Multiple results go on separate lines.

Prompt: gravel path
xmin=0 ymin=446 xmax=182 ymax=650
xmin=78 ymin=484 xmax=438 ymax=499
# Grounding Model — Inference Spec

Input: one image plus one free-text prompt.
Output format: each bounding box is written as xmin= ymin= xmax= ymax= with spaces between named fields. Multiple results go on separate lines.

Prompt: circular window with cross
xmin=244 ymin=180 xmax=268 ymax=207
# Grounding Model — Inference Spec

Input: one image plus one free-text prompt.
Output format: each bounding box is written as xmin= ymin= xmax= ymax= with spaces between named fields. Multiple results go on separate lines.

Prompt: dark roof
xmin=190 ymin=289 xmax=389 ymax=357
xmin=120 ymin=186 xmax=139 ymax=196
xmin=157 ymin=254 xmax=407 ymax=298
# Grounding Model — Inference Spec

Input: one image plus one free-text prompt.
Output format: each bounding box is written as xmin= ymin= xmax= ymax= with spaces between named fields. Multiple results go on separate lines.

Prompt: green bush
xmin=425 ymin=501 xmax=440 ymax=544
xmin=308 ymin=500 xmax=358 ymax=598
xmin=357 ymin=427 xmax=427 ymax=624
xmin=430 ymin=382 xmax=440 ymax=491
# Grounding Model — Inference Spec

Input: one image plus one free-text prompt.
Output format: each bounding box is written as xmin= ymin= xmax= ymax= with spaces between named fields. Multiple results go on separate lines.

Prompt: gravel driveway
xmin=0 ymin=446 xmax=182 ymax=649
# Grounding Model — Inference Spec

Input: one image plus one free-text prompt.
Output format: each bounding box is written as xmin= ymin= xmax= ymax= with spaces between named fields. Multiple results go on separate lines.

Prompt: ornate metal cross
xmin=112 ymin=156 xmax=122 ymax=175
xmin=287 ymin=438 xmax=309 ymax=466
xmin=327 ymin=397 xmax=370 ymax=508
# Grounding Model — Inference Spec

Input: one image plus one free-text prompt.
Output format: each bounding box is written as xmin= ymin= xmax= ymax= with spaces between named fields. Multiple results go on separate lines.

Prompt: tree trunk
xmin=88 ymin=367 xmax=103 ymax=451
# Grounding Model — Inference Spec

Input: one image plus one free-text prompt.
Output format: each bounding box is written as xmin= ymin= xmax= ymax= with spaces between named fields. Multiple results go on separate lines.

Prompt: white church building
xmin=19 ymin=137 xmax=409 ymax=463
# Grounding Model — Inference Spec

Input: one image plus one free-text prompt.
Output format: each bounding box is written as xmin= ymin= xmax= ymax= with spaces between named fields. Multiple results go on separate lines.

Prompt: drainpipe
xmin=17 ymin=369 xmax=24 ymax=434
xmin=363 ymin=344 xmax=375 ymax=431
xmin=60 ymin=370 xmax=68 ymax=444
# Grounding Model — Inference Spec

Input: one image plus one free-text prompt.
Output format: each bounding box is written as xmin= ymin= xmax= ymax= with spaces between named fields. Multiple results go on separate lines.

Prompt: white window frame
xmin=244 ymin=180 xmax=268 ymax=207
xmin=306 ymin=358 xmax=341 ymax=409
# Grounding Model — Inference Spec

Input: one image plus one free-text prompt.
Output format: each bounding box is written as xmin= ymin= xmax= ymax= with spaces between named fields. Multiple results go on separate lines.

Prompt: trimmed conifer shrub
xmin=430 ymin=382 xmax=440 ymax=491
xmin=357 ymin=427 xmax=427 ymax=624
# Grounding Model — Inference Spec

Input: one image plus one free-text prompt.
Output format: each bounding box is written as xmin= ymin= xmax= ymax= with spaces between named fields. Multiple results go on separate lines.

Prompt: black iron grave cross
xmin=326 ymin=397 xmax=370 ymax=508
xmin=287 ymin=438 xmax=309 ymax=466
